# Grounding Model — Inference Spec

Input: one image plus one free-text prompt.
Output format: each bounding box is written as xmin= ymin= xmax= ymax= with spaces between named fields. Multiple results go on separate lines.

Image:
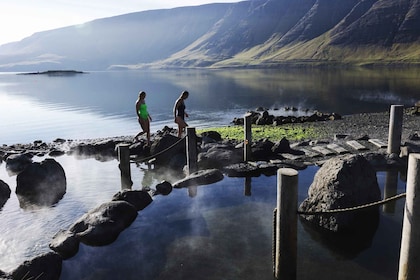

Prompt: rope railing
xmin=131 ymin=135 xmax=187 ymax=163
xmin=297 ymin=192 xmax=406 ymax=215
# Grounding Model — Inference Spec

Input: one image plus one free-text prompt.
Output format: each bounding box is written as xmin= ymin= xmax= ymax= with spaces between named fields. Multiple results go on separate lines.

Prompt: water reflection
xmin=383 ymin=170 xmax=399 ymax=213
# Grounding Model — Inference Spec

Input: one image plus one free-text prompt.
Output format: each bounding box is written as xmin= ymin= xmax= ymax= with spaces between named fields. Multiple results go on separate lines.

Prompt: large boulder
xmin=112 ymin=190 xmax=153 ymax=211
xmin=69 ymin=201 xmax=138 ymax=246
xmin=251 ymin=139 xmax=275 ymax=161
xmin=150 ymin=134 xmax=186 ymax=169
xmin=49 ymin=230 xmax=80 ymax=259
xmin=0 ymin=180 xmax=11 ymax=209
xmin=299 ymin=154 xmax=381 ymax=233
xmin=11 ymin=252 xmax=62 ymax=280
xmin=198 ymin=143 xmax=242 ymax=169
xmin=16 ymin=158 xmax=66 ymax=207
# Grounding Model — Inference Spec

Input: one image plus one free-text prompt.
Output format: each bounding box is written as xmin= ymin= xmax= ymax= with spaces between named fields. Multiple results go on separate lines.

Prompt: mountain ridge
xmin=1 ymin=0 xmax=420 ymax=71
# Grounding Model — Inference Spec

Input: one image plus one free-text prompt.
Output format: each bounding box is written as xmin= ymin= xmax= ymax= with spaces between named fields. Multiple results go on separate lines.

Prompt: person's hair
xmin=180 ymin=90 xmax=189 ymax=99
xmin=139 ymin=91 xmax=146 ymax=99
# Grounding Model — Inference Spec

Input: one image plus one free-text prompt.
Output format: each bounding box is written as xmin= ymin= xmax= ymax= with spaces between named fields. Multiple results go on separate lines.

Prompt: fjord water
xmin=0 ymin=68 xmax=419 ymax=144
xmin=0 ymin=68 xmax=416 ymax=279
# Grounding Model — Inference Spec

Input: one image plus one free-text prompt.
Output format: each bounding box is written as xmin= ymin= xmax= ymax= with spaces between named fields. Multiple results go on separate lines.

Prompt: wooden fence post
xmin=398 ymin=153 xmax=420 ymax=280
xmin=387 ymin=105 xmax=404 ymax=155
xmin=187 ymin=127 xmax=198 ymax=175
xmin=274 ymin=168 xmax=298 ymax=280
xmin=244 ymin=112 xmax=252 ymax=162
xmin=117 ymin=144 xmax=132 ymax=190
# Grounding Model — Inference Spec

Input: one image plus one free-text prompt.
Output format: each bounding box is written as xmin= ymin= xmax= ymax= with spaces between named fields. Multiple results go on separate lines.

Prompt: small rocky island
xmin=18 ymin=70 xmax=86 ymax=76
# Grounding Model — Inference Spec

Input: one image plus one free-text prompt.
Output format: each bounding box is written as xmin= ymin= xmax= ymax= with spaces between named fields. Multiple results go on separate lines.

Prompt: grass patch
xmin=197 ymin=124 xmax=319 ymax=142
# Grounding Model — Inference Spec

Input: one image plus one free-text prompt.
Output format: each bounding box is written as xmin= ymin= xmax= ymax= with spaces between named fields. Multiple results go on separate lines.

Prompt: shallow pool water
xmin=0 ymin=155 xmax=407 ymax=279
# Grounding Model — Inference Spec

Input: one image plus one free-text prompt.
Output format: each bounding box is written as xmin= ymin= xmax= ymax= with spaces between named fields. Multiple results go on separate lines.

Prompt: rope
xmin=297 ymin=192 xmax=406 ymax=215
xmin=131 ymin=135 xmax=187 ymax=163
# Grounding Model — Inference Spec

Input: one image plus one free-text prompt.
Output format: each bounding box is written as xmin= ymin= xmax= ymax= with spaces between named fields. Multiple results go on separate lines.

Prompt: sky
xmin=0 ymin=0 xmax=242 ymax=46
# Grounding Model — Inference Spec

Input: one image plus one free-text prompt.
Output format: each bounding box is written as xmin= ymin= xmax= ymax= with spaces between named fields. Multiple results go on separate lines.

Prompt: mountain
xmin=1 ymin=0 xmax=420 ymax=71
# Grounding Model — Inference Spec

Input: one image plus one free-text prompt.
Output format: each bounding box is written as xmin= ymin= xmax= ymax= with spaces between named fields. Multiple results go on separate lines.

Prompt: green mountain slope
xmin=1 ymin=0 xmax=419 ymax=71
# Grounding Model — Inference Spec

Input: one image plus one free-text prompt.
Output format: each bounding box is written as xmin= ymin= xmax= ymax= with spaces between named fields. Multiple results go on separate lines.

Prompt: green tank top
xmin=138 ymin=103 xmax=148 ymax=119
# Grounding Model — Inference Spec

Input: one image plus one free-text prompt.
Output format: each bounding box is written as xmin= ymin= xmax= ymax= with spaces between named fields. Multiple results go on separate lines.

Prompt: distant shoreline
xmin=17 ymin=70 xmax=87 ymax=76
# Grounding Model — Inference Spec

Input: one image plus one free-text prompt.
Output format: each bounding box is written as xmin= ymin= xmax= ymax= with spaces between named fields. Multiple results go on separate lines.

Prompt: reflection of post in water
xmin=141 ymin=168 xmax=154 ymax=189
xmin=383 ymin=170 xmax=398 ymax=213
xmin=188 ymin=186 xmax=197 ymax=197
xmin=244 ymin=177 xmax=252 ymax=196
xmin=118 ymin=144 xmax=133 ymax=190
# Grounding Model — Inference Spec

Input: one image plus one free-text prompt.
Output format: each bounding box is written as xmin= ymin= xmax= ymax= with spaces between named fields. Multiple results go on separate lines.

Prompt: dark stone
xmin=49 ymin=230 xmax=80 ymax=259
xmin=251 ymin=139 xmax=275 ymax=161
xmin=299 ymin=154 xmax=381 ymax=233
xmin=112 ymin=190 xmax=153 ymax=211
xmin=155 ymin=180 xmax=173 ymax=195
xmin=5 ymin=153 xmax=33 ymax=174
xmin=200 ymin=131 xmax=222 ymax=142
xmin=16 ymin=158 xmax=66 ymax=207
xmin=11 ymin=252 xmax=62 ymax=280
xmin=198 ymin=143 xmax=242 ymax=169
xmin=272 ymin=137 xmax=291 ymax=154
xmin=173 ymin=169 xmax=224 ymax=188
xmin=69 ymin=201 xmax=138 ymax=246
xmin=150 ymin=134 xmax=186 ymax=168
xmin=223 ymin=162 xmax=260 ymax=177
xmin=0 ymin=180 xmax=11 ymax=209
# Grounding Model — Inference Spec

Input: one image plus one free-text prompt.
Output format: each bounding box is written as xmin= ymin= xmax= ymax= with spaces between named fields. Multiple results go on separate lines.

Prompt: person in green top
xmin=135 ymin=91 xmax=152 ymax=145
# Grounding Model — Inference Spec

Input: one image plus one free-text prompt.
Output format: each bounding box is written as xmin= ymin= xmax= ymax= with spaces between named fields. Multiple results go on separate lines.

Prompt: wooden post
xmin=118 ymin=144 xmax=132 ymax=190
xmin=186 ymin=127 xmax=198 ymax=175
xmin=274 ymin=168 xmax=298 ymax=280
xmin=387 ymin=105 xmax=404 ymax=155
xmin=398 ymin=154 xmax=420 ymax=280
xmin=244 ymin=112 xmax=252 ymax=162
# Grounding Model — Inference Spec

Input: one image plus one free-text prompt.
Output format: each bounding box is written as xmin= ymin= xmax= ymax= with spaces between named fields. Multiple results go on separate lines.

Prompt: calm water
xmin=0 ymin=68 xmax=416 ymax=279
xmin=0 ymin=68 xmax=419 ymax=145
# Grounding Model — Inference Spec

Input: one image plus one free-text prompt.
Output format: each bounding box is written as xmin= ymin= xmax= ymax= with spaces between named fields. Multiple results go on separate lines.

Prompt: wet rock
xmin=49 ymin=230 xmax=80 ymax=259
xmin=198 ymin=143 xmax=242 ymax=169
xmin=151 ymin=134 xmax=186 ymax=169
xmin=16 ymin=158 xmax=66 ymax=207
xmin=299 ymin=154 xmax=381 ymax=233
xmin=11 ymin=252 xmax=62 ymax=280
xmin=112 ymin=190 xmax=153 ymax=211
xmin=5 ymin=153 xmax=33 ymax=174
xmin=69 ymin=201 xmax=138 ymax=246
xmin=155 ymin=180 xmax=173 ymax=195
xmin=0 ymin=180 xmax=11 ymax=209
xmin=173 ymin=169 xmax=224 ymax=188
xmin=251 ymin=139 xmax=275 ymax=161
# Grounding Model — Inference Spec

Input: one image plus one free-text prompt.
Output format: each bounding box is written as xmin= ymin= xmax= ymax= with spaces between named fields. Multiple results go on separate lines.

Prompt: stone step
xmin=327 ymin=143 xmax=349 ymax=154
xmin=299 ymin=148 xmax=321 ymax=158
xmin=312 ymin=146 xmax=335 ymax=156
xmin=368 ymin=139 xmax=388 ymax=148
xmin=346 ymin=140 xmax=368 ymax=151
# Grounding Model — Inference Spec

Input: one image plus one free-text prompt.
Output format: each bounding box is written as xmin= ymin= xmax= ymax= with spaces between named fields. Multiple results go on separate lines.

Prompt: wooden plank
xmin=346 ymin=140 xmax=367 ymax=151
xmin=327 ymin=143 xmax=348 ymax=154
xmin=312 ymin=146 xmax=334 ymax=156
xmin=368 ymin=139 xmax=388 ymax=148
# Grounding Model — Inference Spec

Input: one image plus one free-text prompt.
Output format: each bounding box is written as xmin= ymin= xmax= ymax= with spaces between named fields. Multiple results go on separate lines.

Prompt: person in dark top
xmin=173 ymin=90 xmax=189 ymax=138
